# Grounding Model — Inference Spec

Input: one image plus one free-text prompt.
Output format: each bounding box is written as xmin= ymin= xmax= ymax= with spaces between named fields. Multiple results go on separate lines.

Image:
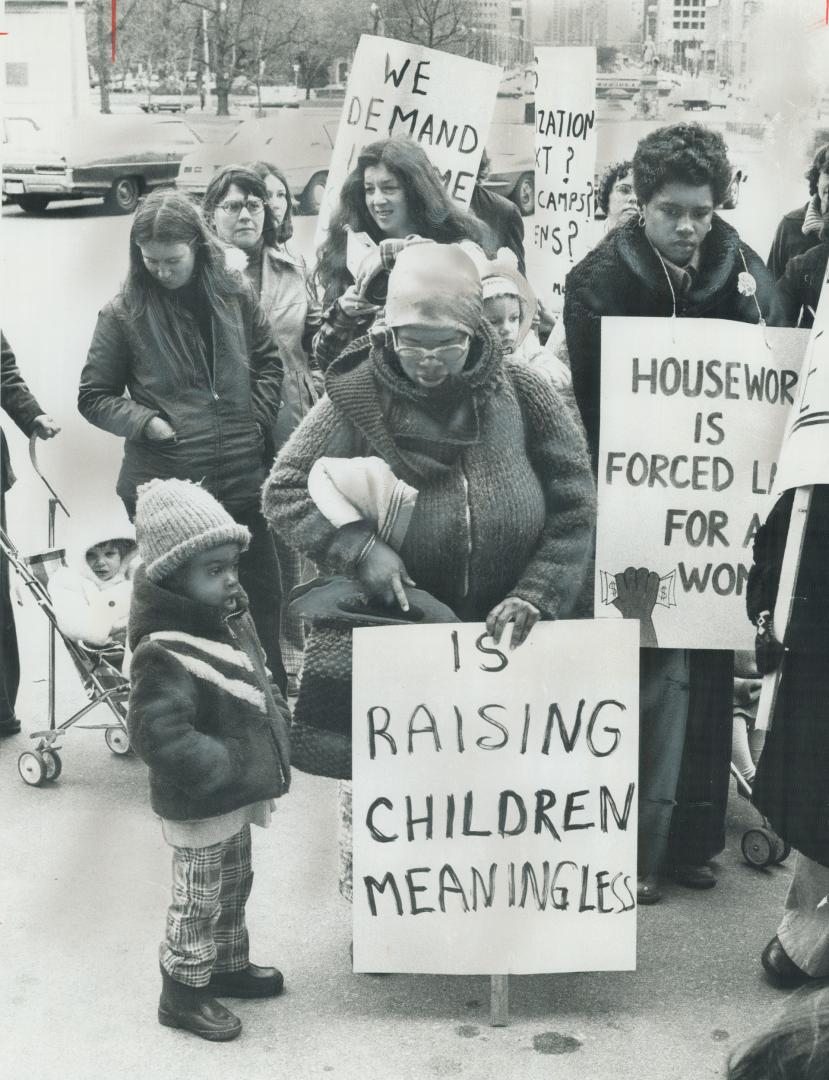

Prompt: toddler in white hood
xmin=50 ymin=517 xmax=137 ymax=648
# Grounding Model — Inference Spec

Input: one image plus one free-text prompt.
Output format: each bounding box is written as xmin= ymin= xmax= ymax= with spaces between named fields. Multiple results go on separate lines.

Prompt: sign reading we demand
xmin=352 ymin=621 xmax=639 ymax=976
xmin=596 ymin=319 xmax=809 ymax=651
xmin=317 ymin=34 xmax=502 ymax=239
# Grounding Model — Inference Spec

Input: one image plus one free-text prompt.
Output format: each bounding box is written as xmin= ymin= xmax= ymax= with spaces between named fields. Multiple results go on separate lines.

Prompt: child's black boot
xmin=158 ymin=968 xmax=242 ymax=1041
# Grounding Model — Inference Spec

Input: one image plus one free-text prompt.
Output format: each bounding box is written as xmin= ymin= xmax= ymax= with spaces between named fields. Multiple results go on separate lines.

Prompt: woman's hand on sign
xmin=145 ymin=416 xmax=178 ymax=443
xmin=357 ymin=538 xmax=415 ymax=612
xmin=32 ymin=415 xmax=61 ymax=440
xmin=338 ymin=285 xmax=380 ymax=321
xmin=354 ymin=248 xmax=385 ymax=296
xmin=486 ymin=596 xmax=540 ymax=650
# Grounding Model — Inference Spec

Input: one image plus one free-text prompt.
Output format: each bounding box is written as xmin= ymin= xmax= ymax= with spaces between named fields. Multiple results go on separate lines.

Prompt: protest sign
xmin=316 ymin=34 xmax=502 ymax=240
xmin=533 ymin=47 xmax=598 ymax=313
xmin=770 ymin=261 xmax=829 ymax=493
xmin=596 ymin=318 xmax=809 ymax=651
xmin=352 ymin=620 xmax=639 ymax=976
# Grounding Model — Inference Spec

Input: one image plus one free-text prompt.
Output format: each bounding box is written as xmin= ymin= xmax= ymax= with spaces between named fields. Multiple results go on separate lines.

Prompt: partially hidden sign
xmin=352 ymin=620 xmax=639 ymax=975
xmin=533 ymin=46 xmax=598 ymax=313
xmin=596 ymin=318 xmax=809 ymax=651
xmin=772 ymin=263 xmax=829 ymax=493
xmin=316 ymin=34 xmax=502 ymax=240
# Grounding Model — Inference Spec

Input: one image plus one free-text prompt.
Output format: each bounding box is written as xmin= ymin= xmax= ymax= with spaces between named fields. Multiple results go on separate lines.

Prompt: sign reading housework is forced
xmin=316 ymin=34 xmax=502 ymax=240
xmin=533 ymin=46 xmax=597 ymax=313
xmin=596 ymin=318 xmax=809 ymax=651
xmin=351 ymin=620 xmax=639 ymax=975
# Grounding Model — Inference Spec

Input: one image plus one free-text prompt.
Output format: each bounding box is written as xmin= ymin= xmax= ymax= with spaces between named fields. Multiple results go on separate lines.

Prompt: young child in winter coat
xmin=50 ymin=520 xmax=137 ymax=649
xmin=480 ymin=250 xmax=572 ymax=392
xmin=127 ymin=478 xmax=291 ymax=1042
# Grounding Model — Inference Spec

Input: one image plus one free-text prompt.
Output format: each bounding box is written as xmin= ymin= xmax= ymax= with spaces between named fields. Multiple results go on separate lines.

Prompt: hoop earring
xmin=638 ymin=210 xmax=646 ymax=228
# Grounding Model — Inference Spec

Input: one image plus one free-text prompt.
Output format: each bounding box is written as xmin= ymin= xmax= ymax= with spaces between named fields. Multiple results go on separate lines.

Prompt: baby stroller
xmin=2 ymin=439 xmax=130 ymax=787
xmin=731 ymin=765 xmax=791 ymax=869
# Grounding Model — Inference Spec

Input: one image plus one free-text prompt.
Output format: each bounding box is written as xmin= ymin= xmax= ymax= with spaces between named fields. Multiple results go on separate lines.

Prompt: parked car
xmin=2 ymin=115 xmax=42 ymax=145
xmin=175 ymin=109 xmax=338 ymax=214
xmin=2 ymin=114 xmax=202 ymax=214
xmin=483 ymin=120 xmax=535 ymax=217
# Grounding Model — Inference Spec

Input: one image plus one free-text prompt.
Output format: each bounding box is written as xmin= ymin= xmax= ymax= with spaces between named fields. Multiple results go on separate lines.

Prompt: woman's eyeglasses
xmin=391 ymin=330 xmax=470 ymax=364
xmin=217 ymin=197 xmax=265 ymax=217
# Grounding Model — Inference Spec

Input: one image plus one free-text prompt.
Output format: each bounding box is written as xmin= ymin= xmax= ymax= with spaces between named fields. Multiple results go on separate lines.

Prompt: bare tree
xmin=383 ymin=0 xmax=474 ymax=51
xmin=86 ymin=0 xmax=141 ymax=113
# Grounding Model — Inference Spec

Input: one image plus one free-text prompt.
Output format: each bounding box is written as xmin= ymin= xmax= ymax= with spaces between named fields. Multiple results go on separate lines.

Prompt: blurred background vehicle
xmin=2 ymin=114 xmax=202 ymax=214
xmin=175 ymin=109 xmax=338 ymax=214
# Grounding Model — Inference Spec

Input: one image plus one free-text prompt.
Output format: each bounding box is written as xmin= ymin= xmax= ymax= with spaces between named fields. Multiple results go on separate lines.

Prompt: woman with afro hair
xmin=563 ymin=122 xmax=784 ymax=906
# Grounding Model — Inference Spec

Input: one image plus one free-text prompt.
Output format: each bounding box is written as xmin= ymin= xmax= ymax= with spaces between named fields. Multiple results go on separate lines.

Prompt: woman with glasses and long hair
xmin=77 ymin=187 xmax=287 ymax=691
xmin=203 ymin=163 xmax=322 ymax=687
xmin=312 ymin=135 xmax=492 ymax=371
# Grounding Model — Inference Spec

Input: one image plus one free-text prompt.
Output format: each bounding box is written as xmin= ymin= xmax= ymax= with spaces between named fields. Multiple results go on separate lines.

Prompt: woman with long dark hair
xmin=313 ymin=135 xmax=491 ymax=370
xmin=77 ymin=188 xmax=287 ymax=690
xmin=203 ymin=162 xmax=321 ymax=686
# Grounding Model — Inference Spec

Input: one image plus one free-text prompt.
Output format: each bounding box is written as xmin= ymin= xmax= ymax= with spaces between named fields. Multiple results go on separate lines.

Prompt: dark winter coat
xmin=776 ymin=240 xmax=829 ymax=330
xmin=78 ymin=287 xmax=283 ymax=512
xmin=127 ymin=564 xmax=291 ymax=821
xmin=767 ymin=204 xmax=822 ymax=281
xmin=563 ymin=214 xmax=785 ymax=466
xmin=746 ymin=486 xmax=829 ymax=866
xmin=263 ymin=319 xmax=596 ymax=622
xmin=1 ymin=333 xmax=45 ymax=494
xmin=470 ymin=183 xmax=526 ymax=276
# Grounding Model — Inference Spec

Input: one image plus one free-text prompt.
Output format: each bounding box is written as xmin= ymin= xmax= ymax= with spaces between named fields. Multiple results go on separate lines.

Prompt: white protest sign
xmin=533 ymin=47 xmax=597 ymax=314
xmin=596 ymin=318 xmax=809 ymax=651
xmin=316 ymin=34 xmax=502 ymax=240
xmin=771 ymin=263 xmax=829 ymax=492
xmin=352 ymin=620 xmax=639 ymax=975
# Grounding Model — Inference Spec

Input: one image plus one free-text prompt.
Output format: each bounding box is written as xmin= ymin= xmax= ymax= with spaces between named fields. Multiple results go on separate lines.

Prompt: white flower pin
xmin=737 ymin=271 xmax=757 ymax=298
xmin=224 ymin=246 xmax=249 ymax=273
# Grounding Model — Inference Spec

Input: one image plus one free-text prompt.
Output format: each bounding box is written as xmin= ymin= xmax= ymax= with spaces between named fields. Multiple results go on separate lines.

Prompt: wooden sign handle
xmin=490 ymin=975 xmax=509 ymax=1026
xmin=755 ymin=484 xmax=813 ymax=731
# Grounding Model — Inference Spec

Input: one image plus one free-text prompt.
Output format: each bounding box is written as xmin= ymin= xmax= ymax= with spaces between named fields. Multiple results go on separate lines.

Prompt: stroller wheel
xmin=104 ymin=726 xmax=131 ymax=756
xmin=773 ymin=838 xmax=792 ymax=864
xmin=742 ymin=827 xmax=775 ymax=868
xmin=18 ymin=750 xmax=47 ymax=787
xmin=42 ymin=749 xmax=62 ymax=781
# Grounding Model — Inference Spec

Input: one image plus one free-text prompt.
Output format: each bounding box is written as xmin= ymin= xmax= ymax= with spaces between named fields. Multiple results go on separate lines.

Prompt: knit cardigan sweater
xmin=127 ymin=565 xmax=291 ymax=821
xmin=262 ymin=319 xmax=596 ymax=621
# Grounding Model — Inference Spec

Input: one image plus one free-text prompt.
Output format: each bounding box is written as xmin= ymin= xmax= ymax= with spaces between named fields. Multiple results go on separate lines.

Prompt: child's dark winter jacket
xmin=127 ymin=564 xmax=291 ymax=821
xmin=263 ymin=318 xmax=595 ymax=622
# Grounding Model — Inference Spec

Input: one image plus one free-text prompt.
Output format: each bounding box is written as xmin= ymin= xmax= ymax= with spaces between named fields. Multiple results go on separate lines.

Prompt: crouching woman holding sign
xmin=262 ymin=242 xmax=596 ymax=908
xmin=563 ymin=123 xmax=785 ymax=903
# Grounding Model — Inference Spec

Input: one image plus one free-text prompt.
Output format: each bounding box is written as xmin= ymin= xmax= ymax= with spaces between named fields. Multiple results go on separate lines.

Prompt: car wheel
xmin=105 ymin=176 xmax=141 ymax=214
xmin=512 ymin=172 xmax=534 ymax=217
xmin=17 ymin=195 xmax=50 ymax=213
xmin=300 ymin=171 xmax=328 ymax=216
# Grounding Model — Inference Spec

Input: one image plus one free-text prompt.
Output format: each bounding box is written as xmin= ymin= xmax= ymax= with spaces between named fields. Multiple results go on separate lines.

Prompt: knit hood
xmin=323 ymin=318 xmax=505 ymax=484
xmin=611 ymin=212 xmax=756 ymax=316
xmin=128 ymin=563 xmax=250 ymax=651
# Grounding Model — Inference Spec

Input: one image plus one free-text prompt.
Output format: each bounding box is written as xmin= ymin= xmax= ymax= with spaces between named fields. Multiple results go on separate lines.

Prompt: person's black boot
xmin=158 ymin=968 xmax=242 ymax=1041
xmin=209 ymin=963 xmax=284 ymax=999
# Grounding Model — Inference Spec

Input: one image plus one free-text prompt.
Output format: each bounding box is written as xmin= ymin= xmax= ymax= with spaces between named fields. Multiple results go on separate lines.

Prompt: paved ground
xmin=0 ymin=625 xmax=806 ymax=1080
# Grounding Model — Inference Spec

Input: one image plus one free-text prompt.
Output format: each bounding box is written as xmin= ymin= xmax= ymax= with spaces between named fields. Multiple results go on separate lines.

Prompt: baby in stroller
xmin=50 ymin=520 xmax=138 ymax=656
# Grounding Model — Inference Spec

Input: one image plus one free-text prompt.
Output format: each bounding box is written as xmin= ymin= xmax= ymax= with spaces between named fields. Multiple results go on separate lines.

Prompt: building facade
xmin=4 ymin=0 xmax=91 ymax=118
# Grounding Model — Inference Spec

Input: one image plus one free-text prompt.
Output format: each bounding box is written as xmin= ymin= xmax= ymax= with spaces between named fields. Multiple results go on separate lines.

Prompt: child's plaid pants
xmin=160 ymin=825 xmax=252 ymax=987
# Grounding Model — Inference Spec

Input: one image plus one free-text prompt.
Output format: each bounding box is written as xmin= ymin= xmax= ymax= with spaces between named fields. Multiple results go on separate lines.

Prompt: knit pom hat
xmin=134 ymin=478 xmax=250 ymax=584
xmin=383 ymin=241 xmax=483 ymax=335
